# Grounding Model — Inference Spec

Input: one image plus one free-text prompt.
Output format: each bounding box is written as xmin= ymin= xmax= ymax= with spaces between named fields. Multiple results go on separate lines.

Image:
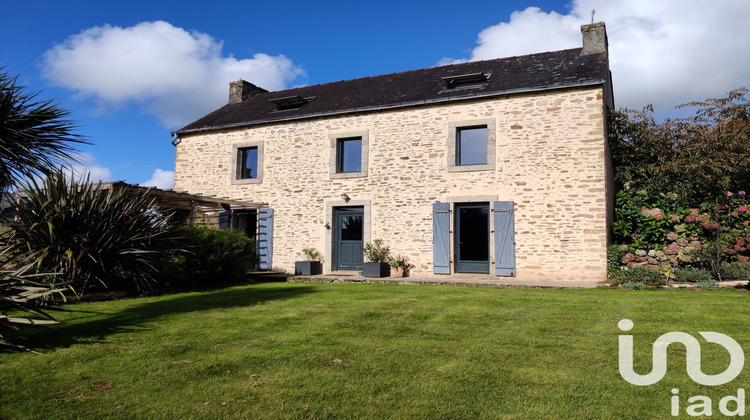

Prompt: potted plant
xmin=295 ymin=248 xmax=323 ymax=275
xmin=362 ymin=239 xmax=391 ymax=277
xmin=389 ymin=254 xmax=412 ymax=277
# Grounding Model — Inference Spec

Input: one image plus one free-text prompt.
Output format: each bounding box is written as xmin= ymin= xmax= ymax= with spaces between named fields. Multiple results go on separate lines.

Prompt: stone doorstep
xmin=286 ymin=275 xmax=598 ymax=289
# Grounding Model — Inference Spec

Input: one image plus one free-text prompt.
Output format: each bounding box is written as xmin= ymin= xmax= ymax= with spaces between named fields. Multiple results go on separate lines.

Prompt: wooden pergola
xmin=105 ymin=182 xmax=266 ymax=226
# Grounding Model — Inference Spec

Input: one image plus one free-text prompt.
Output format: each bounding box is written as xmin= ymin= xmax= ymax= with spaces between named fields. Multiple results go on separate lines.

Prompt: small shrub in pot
xmin=362 ymin=239 xmax=391 ymax=277
xmin=295 ymin=248 xmax=323 ymax=276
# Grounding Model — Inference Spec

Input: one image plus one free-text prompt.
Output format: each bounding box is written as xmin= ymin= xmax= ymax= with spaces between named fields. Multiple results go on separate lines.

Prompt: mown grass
xmin=1 ymin=282 xmax=748 ymax=419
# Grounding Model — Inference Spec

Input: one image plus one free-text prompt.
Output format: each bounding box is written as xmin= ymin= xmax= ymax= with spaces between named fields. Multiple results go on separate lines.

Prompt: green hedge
xmin=158 ymin=226 xmax=257 ymax=286
xmin=719 ymin=262 xmax=750 ymax=280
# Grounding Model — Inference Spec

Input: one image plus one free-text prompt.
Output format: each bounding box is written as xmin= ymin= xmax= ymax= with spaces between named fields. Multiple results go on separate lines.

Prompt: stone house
xmin=172 ymin=22 xmax=615 ymax=283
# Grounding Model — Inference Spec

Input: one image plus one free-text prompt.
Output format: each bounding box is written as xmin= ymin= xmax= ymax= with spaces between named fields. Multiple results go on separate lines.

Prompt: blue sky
xmin=2 ymin=0 xmax=749 ymax=188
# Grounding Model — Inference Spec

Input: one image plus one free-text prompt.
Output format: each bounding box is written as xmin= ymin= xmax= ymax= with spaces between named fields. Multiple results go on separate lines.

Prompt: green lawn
xmin=1 ymin=282 xmax=748 ymax=419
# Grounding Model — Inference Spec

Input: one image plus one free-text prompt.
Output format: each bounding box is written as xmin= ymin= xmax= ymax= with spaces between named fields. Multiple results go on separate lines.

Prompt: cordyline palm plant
xmin=0 ymin=246 xmax=65 ymax=351
xmin=6 ymin=170 xmax=181 ymax=294
xmin=0 ymin=69 xmax=88 ymax=192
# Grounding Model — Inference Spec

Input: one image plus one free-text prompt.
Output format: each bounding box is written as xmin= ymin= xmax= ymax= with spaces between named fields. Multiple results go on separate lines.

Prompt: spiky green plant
xmin=5 ymin=170 xmax=181 ymax=294
xmin=0 ymin=69 xmax=88 ymax=191
xmin=0 ymin=247 xmax=64 ymax=351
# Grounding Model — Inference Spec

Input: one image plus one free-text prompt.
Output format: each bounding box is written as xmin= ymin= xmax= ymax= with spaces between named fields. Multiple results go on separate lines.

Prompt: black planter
xmin=295 ymin=261 xmax=322 ymax=275
xmin=362 ymin=262 xmax=391 ymax=278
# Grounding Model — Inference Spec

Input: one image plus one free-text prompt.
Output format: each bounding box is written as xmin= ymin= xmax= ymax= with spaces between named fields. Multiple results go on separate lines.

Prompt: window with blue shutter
xmin=257 ymin=208 xmax=274 ymax=270
xmin=493 ymin=201 xmax=516 ymax=276
xmin=432 ymin=202 xmax=451 ymax=274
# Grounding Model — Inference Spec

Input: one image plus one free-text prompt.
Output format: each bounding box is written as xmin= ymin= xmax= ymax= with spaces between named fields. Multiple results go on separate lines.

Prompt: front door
xmin=455 ymin=203 xmax=490 ymax=273
xmin=334 ymin=207 xmax=364 ymax=271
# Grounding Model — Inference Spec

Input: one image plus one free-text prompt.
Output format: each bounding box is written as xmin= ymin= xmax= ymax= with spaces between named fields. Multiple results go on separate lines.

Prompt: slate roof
xmin=177 ymin=47 xmax=608 ymax=134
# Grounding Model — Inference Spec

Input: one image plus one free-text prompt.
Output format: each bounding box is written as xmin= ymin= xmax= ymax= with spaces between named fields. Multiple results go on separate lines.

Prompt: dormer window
xmin=442 ymin=72 xmax=490 ymax=90
xmin=268 ymin=95 xmax=315 ymax=111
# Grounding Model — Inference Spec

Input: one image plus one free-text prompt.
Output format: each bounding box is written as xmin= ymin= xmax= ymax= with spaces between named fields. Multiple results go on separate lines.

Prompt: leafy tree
xmin=6 ymin=170 xmax=181 ymax=294
xmin=610 ymin=88 xmax=750 ymax=204
xmin=0 ymin=69 xmax=87 ymax=191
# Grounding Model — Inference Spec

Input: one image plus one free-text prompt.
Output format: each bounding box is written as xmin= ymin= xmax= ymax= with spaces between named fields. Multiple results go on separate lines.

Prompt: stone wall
xmin=174 ymin=86 xmax=611 ymax=282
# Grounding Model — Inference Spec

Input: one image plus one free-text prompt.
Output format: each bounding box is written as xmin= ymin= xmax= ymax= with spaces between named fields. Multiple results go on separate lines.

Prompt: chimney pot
xmin=581 ymin=22 xmax=608 ymax=55
xmin=228 ymin=80 xmax=268 ymax=104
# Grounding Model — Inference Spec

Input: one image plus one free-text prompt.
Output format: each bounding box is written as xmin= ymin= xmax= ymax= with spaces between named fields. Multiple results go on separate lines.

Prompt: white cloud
xmin=443 ymin=1 xmax=750 ymax=115
xmin=12 ymin=153 xmax=112 ymax=190
xmin=42 ymin=21 xmax=306 ymax=127
xmin=65 ymin=152 xmax=113 ymax=183
xmin=140 ymin=169 xmax=174 ymax=190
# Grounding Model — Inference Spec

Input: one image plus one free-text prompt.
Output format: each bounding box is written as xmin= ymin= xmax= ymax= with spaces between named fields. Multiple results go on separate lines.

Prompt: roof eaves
xmin=173 ymin=79 xmax=606 ymax=136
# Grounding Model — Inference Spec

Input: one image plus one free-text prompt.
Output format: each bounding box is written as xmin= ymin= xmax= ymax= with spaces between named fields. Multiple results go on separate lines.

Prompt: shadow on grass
xmin=22 ymin=284 xmax=317 ymax=351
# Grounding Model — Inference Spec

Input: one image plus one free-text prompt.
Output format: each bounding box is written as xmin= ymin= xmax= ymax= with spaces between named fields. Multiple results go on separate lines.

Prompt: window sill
xmin=231 ymin=177 xmax=262 ymax=185
xmin=330 ymin=171 xmax=367 ymax=179
xmin=447 ymin=163 xmax=495 ymax=173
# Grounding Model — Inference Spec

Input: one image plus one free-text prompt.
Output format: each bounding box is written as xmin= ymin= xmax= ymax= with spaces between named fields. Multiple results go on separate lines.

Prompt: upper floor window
xmin=447 ymin=119 xmax=496 ymax=173
xmin=456 ymin=126 xmax=488 ymax=166
xmin=238 ymin=146 xmax=258 ymax=179
xmin=337 ymin=137 xmax=362 ymax=173
xmin=232 ymin=141 xmax=264 ymax=184
xmin=329 ymin=130 xmax=369 ymax=179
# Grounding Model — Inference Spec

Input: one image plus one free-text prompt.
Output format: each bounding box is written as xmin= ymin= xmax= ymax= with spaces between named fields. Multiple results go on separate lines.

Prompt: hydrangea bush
xmin=612 ymin=190 xmax=750 ymax=280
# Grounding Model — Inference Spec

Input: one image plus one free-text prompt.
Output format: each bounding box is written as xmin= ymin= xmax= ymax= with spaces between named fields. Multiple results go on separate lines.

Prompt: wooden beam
xmin=103 ymin=181 xmax=266 ymax=211
xmin=189 ymin=200 xmax=196 ymax=227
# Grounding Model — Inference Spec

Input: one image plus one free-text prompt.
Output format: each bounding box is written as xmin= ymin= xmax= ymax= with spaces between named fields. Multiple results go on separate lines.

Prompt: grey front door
xmin=334 ymin=207 xmax=364 ymax=271
xmin=455 ymin=203 xmax=490 ymax=273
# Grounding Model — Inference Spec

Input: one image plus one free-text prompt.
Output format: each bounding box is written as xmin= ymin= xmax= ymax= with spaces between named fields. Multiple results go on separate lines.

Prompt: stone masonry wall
xmin=174 ymin=86 xmax=611 ymax=283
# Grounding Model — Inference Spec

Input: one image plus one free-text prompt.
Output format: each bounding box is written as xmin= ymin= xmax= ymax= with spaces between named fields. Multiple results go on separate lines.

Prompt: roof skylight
xmin=268 ymin=95 xmax=315 ymax=111
xmin=442 ymin=73 xmax=490 ymax=89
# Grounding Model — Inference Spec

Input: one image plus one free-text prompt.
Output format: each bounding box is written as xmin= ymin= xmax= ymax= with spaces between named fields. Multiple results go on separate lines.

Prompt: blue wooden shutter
xmin=257 ymin=208 xmax=274 ymax=270
xmin=493 ymin=201 xmax=516 ymax=276
xmin=432 ymin=203 xmax=451 ymax=274
xmin=218 ymin=210 xmax=230 ymax=229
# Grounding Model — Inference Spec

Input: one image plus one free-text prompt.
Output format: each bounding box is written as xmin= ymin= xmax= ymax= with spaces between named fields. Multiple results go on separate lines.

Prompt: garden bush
xmin=611 ymin=189 xmax=750 ymax=277
xmin=621 ymin=282 xmax=648 ymax=290
xmin=157 ymin=226 xmax=257 ymax=286
xmin=617 ymin=267 xmax=665 ymax=286
xmin=719 ymin=262 xmax=750 ymax=280
xmin=697 ymin=281 xmax=719 ymax=290
xmin=673 ymin=267 xmax=712 ymax=283
xmin=607 ymin=245 xmax=627 ymax=281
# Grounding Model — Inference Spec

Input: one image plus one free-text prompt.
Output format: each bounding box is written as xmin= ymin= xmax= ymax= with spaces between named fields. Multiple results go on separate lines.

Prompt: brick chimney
xmin=581 ymin=22 xmax=608 ymax=55
xmin=228 ymin=80 xmax=267 ymax=104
